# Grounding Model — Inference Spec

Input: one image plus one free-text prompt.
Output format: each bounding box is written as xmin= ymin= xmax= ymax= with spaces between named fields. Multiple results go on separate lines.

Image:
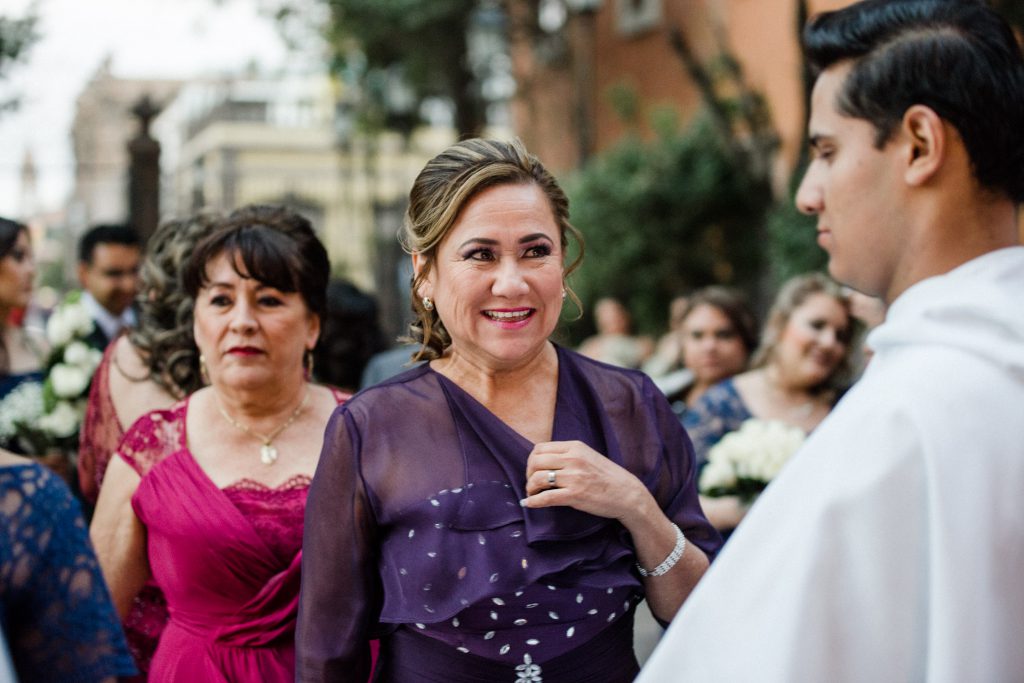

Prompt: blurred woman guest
xmin=91 ymin=205 xmax=347 ymax=681
xmin=1 ymin=448 xmax=136 ymax=681
xmin=77 ymin=212 xmax=218 ymax=678
xmin=297 ymin=139 xmax=720 ymax=682
xmin=0 ymin=218 xmax=47 ymax=449
xmin=578 ymin=296 xmax=654 ymax=369
xmin=685 ymin=273 xmax=852 ymax=533
xmin=663 ymin=287 xmax=757 ymax=412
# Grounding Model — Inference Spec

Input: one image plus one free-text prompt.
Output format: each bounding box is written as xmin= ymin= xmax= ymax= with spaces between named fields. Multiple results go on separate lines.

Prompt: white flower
xmin=700 ymin=418 xmax=806 ymax=496
xmin=46 ymin=308 xmax=72 ymax=347
xmin=699 ymin=457 xmax=737 ymax=492
xmin=38 ymin=400 xmax=80 ymax=438
xmin=49 ymin=363 xmax=91 ymax=399
xmin=0 ymin=381 xmax=45 ymax=439
xmin=63 ymin=301 xmax=95 ymax=337
xmin=63 ymin=340 xmax=92 ymax=367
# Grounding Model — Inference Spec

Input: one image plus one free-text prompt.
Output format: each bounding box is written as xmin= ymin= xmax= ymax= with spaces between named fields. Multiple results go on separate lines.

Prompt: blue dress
xmin=681 ymin=378 xmax=753 ymax=468
xmin=0 ymin=461 xmax=136 ymax=681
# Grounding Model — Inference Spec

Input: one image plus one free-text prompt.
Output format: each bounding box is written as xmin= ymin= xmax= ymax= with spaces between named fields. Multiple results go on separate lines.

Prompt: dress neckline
xmin=426 ymin=344 xmax=566 ymax=448
xmin=178 ymin=392 xmax=330 ymax=493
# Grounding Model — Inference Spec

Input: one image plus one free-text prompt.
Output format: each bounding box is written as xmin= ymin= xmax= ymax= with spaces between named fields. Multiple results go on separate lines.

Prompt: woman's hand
xmin=522 ymin=440 xmax=710 ymax=622
xmin=521 ymin=440 xmax=650 ymax=525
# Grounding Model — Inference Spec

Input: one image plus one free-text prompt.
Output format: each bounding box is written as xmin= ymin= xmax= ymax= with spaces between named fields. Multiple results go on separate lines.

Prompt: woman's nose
xmin=229 ymin=301 xmax=258 ymax=331
xmin=492 ymin=261 xmax=529 ymax=297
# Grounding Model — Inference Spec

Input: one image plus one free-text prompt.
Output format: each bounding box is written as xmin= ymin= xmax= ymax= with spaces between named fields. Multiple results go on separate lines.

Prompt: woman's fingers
xmin=521 ymin=440 xmax=642 ymax=519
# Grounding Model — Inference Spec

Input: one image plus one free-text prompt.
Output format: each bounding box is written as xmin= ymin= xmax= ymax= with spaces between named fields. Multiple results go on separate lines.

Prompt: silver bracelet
xmin=636 ymin=523 xmax=686 ymax=577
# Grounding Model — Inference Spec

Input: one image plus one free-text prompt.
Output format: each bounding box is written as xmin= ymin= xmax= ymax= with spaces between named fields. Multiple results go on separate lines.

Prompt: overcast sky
xmin=0 ymin=0 xmax=302 ymax=217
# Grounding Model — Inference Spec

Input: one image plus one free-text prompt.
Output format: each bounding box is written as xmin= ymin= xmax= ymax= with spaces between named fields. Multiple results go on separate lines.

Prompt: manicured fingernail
xmin=519 ymin=498 xmax=528 ymax=507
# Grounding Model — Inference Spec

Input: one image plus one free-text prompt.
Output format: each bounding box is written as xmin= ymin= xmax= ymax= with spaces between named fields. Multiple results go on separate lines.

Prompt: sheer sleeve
xmin=681 ymin=379 xmax=751 ymax=466
xmin=644 ymin=376 xmax=722 ymax=562
xmin=297 ymin=407 xmax=382 ymax=682
xmin=78 ymin=340 xmax=124 ymax=503
xmin=116 ymin=404 xmax=186 ymax=478
xmin=1 ymin=463 xmax=137 ymax=681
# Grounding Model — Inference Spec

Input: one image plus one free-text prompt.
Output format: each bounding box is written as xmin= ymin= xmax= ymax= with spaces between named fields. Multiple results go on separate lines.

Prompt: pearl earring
xmin=422 ymin=297 xmax=434 ymax=311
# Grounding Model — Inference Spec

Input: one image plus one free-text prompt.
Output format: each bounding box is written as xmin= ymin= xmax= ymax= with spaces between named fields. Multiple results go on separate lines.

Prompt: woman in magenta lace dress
xmin=78 ymin=212 xmax=218 ymax=677
xmin=91 ymin=205 xmax=347 ymax=681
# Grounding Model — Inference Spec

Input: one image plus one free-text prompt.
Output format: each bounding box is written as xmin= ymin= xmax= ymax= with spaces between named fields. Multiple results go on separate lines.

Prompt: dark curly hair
xmin=127 ymin=212 xmax=220 ymax=398
xmin=401 ymin=138 xmax=584 ymax=361
xmin=184 ymin=205 xmax=330 ymax=320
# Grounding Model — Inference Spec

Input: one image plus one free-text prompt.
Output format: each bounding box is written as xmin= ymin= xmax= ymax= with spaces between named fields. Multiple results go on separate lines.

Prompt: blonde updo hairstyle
xmin=402 ymin=138 xmax=584 ymax=362
xmin=750 ymin=272 xmax=854 ymax=398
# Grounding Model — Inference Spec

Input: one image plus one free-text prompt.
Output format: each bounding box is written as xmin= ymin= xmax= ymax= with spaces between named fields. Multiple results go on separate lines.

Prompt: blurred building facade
xmin=67 ymin=57 xmax=180 ymax=231
xmin=152 ymin=70 xmax=456 ymax=337
xmin=509 ymin=0 xmax=852 ymax=184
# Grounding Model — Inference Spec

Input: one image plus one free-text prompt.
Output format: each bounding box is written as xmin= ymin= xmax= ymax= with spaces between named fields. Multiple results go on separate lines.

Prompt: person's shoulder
xmin=697 ymin=376 xmax=742 ymax=406
xmin=0 ymin=457 xmax=77 ymax=521
xmin=344 ymin=362 xmax=435 ymax=416
xmin=560 ymin=345 xmax=656 ymax=401
xmin=120 ymin=399 xmax=187 ymax=454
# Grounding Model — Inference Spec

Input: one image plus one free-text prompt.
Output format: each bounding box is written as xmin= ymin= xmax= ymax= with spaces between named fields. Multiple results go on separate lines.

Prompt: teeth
xmin=486 ymin=310 xmax=530 ymax=320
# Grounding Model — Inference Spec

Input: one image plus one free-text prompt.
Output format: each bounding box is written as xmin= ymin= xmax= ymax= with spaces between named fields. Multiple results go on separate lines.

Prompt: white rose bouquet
xmin=0 ymin=292 xmax=103 ymax=454
xmin=698 ymin=418 xmax=806 ymax=503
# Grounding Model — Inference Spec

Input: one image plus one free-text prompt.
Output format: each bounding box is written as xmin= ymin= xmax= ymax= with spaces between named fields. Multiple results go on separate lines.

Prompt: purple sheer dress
xmin=298 ymin=345 xmax=721 ymax=682
xmin=118 ymin=390 xmax=347 ymax=682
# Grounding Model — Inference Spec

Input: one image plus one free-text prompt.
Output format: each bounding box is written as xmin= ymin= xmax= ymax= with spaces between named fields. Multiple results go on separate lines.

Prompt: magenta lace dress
xmin=78 ymin=338 xmax=170 ymax=678
xmin=117 ymin=390 xmax=346 ymax=682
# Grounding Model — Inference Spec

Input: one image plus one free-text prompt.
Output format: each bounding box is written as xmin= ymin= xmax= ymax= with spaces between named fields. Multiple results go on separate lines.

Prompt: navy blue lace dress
xmin=681 ymin=378 xmax=753 ymax=468
xmin=0 ymin=461 xmax=136 ymax=681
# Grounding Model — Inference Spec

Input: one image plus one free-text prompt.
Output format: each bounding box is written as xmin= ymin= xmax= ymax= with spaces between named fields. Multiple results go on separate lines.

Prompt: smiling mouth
xmin=484 ymin=309 xmax=533 ymax=322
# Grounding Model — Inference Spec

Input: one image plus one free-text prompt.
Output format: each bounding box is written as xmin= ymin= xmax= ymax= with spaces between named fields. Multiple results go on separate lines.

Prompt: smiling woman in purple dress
xmin=90 ymin=206 xmax=348 ymax=682
xmin=297 ymin=138 xmax=721 ymax=682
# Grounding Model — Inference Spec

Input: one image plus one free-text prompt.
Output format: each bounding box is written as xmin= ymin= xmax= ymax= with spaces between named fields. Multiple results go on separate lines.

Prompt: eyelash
xmin=462 ymin=245 xmax=552 ymax=261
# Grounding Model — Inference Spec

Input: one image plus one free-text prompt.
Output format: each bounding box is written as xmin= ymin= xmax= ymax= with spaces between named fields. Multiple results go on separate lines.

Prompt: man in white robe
xmin=638 ymin=1 xmax=1024 ymax=680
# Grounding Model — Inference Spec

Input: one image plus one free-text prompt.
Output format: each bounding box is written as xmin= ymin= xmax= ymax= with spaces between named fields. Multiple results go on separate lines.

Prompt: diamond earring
xmin=422 ymin=297 xmax=434 ymax=311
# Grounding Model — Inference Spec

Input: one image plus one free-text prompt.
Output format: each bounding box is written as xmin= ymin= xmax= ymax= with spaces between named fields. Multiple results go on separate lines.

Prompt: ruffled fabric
xmin=117 ymin=390 xmax=347 ymax=682
xmin=298 ymin=345 xmax=721 ymax=676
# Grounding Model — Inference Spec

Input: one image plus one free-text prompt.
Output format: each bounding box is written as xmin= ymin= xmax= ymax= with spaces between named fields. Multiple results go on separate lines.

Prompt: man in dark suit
xmin=77 ymin=224 xmax=141 ymax=351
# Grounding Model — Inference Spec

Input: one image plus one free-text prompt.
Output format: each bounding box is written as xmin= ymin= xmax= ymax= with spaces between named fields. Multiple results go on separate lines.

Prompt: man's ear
xmin=902 ymin=105 xmax=946 ymax=187
xmin=411 ymin=251 xmax=432 ymax=300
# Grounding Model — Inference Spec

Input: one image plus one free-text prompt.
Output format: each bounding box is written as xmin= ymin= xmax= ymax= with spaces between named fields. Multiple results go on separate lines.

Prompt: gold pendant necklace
xmin=215 ymin=388 xmax=310 ymax=465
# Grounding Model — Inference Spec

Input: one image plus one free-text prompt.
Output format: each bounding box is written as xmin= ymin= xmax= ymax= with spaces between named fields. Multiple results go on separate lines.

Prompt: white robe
xmin=638 ymin=247 xmax=1024 ymax=682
